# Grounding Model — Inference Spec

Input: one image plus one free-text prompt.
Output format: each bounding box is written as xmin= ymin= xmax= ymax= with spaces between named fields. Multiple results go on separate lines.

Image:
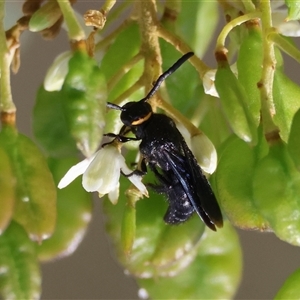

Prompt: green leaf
xmin=160 ymin=41 xmax=200 ymax=117
xmin=0 ymin=146 xmax=15 ymax=233
xmin=33 ymin=86 xmax=78 ymax=158
xmin=121 ymin=195 xmax=137 ymax=258
xmin=253 ymin=142 xmax=300 ymax=245
xmin=237 ymin=23 xmax=263 ymax=127
xmin=0 ymin=127 xmax=57 ymax=242
xmin=273 ymin=70 xmax=300 ymax=142
xmin=62 ymin=50 xmax=107 ymax=157
xmin=288 ymin=108 xmax=300 ymax=171
xmin=37 ymin=157 xmax=92 ymax=261
xmin=101 ymin=23 xmax=141 ymax=81
xmin=214 ymin=134 xmax=269 ymax=230
xmin=215 ymin=58 xmax=258 ymax=144
xmin=196 ymin=95 xmax=232 ymax=149
xmin=0 ymin=222 xmax=41 ymax=300
xmin=138 ymin=221 xmax=242 ymax=299
xmin=177 ymin=0 xmax=219 ymax=57
xmin=275 ymin=268 xmax=300 ymax=299
xmin=284 ymin=0 xmax=300 ymax=21
xmin=149 ymin=217 xmax=205 ymax=276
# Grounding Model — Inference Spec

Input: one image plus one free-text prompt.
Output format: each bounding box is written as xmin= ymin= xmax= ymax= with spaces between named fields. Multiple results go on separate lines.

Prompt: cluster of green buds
xmin=1 ymin=0 xmax=300 ymax=299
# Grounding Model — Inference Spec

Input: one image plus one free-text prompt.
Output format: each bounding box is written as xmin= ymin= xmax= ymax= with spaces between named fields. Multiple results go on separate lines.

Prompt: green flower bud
xmin=137 ymin=222 xmax=242 ymax=299
xmin=253 ymin=142 xmax=300 ymax=245
xmin=273 ymin=70 xmax=300 ymax=142
xmin=215 ymin=53 xmax=258 ymax=144
xmin=61 ymin=51 xmax=107 ymax=157
xmin=29 ymin=0 xmax=62 ymax=32
xmin=0 ymin=126 xmax=57 ymax=242
xmin=214 ymin=135 xmax=269 ymax=230
xmin=275 ymin=268 xmax=300 ymax=299
xmin=0 ymin=222 xmax=41 ymax=299
xmin=237 ymin=21 xmax=263 ymax=127
xmin=44 ymin=51 xmax=72 ymax=92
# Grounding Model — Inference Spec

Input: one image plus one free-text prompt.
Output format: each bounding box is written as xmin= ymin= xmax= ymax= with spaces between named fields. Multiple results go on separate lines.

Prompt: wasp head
xmin=120 ymin=101 xmax=153 ymax=127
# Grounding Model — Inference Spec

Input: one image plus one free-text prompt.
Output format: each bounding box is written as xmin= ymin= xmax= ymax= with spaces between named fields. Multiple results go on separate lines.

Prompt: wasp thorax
xmin=121 ymin=101 xmax=153 ymax=126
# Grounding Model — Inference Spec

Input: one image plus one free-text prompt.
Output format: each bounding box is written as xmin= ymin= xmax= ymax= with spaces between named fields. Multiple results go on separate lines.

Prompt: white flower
xmin=273 ymin=9 xmax=300 ymax=36
xmin=203 ymin=69 xmax=219 ymax=98
xmin=58 ymin=145 xmax=148 ymax=204
xmin=44 ymin=51 xmax=72 ymax=92
xmin=190 ymin=133 xmax=217 ymax=174
xmin=203 ymin=64 xmax=237 ymax=98
xmin=176 ymin=123 xmax=217 ymax=174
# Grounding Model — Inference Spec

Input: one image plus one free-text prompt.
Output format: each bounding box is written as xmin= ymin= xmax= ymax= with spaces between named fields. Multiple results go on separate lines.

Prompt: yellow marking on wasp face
xmin=131 ymin=111 xmax=152 ymax=125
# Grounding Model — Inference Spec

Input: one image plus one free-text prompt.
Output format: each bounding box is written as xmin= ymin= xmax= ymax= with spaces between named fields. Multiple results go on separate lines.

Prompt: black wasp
xmin=105 ymin=52 xmax=223 ymax=231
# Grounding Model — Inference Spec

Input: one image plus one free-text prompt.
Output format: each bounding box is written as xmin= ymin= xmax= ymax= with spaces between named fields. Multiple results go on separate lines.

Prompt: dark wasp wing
xmin=162 ymin=140 xmax=223 ymax=231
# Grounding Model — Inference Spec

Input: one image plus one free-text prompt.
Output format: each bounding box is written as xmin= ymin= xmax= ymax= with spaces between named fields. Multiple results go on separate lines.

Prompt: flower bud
xmin=215 ymin=52 xmax=258 ymax=144
xmin=29 ymin=0 xmax=62 ymax=32
xmin=44 ymin=51 xmax=72 ymax=92
xmin=191 ymin=133 xmax=217 ymax=174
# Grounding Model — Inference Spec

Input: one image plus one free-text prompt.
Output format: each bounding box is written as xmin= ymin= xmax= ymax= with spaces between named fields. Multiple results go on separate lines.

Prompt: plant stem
xmin=258 ymin=0 xmax=279 ymax=139
xmin=95 ymin=19 xmax=131 ymax=52
xmin=135 ymin=0 xmax=162 ymax=93
xmin=215 ymin=11 xmax=261 ymax=52
xmin=100 ymin=0 xmax=117 ymax=15
xmin=108 ymin=52 xmax=143 ymax=92
xmin=156 ymin=96 xmax=201 ymax=136
xmin=157 ymin=25 xmax=210 ymax=78
xmin=113 ymin=80 xmax=142 ymax=106
xmin=0 ymin=0 xmax=16 ymax=116
xmin=57 ymin=0 xmax=85 ymax=41
xmin=103 ymin=1 xmax=131 ymax=29
xmin=241 ymin=0 xmax=256 ymax=12
xmin=268 ymin=31 xmax=300 ymax=64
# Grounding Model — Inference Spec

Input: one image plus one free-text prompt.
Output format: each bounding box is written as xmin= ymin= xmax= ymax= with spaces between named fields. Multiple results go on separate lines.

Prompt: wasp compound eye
xmin=121 ymin=101 xmax=152 ymax=126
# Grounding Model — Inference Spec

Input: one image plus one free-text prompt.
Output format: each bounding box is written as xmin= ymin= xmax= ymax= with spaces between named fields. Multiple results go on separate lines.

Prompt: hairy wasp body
xmin=106 ymin=53 xmax=223 ymax=231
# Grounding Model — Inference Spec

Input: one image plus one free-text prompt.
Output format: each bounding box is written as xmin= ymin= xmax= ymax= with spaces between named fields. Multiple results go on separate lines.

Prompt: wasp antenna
xmin=107 ymin=102 xmax=124 ymax=111
xmin=142 ymin=52 xmax=194 ymax=102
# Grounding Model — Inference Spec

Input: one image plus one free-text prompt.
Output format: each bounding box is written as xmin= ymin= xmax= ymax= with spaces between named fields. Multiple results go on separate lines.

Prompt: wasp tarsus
xmin=105 ymin=52 xmax=223 ymax=231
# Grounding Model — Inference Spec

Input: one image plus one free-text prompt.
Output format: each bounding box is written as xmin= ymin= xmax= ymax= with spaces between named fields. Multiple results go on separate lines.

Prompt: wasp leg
xmin=103 ymin=125 xmax=141 ymax=147
xmin=102 ymin=133 xmax=141 ymax=148
xmin=121 ymin=158 xmax=147 ymax=178
xmin=103 ymin=133 xmax=140 ymax=143
xmin=148 ymin=163 xmax=172 ymax=186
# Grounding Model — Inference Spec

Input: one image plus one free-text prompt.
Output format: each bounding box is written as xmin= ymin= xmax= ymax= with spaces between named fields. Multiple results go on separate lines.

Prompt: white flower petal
xmin=58 ymin=156 xmax=94 ymax=189
xmin=120 ymin=161 xmax=149 ymax=197
xmin=174 ymin=123 xmax=217 ymax=173
xmin=203 ymin=69 xmax=219 ymax=98
xmin=191 ymin=133 xmax=217 ymax=174
xmin=273 ymin=10 xmax=300 ymax=37
xmin=108 ymin=182 xmax=120 ymax=204
xmin=44 ymin=51 xmax=72 ymax=91
xmin=82 ymin=146 xmax=121 ymax=194
xmin=128 ymin=174 xmax=149 ymax=197
xmin=176 ymin=122 xmax=192 ymax=148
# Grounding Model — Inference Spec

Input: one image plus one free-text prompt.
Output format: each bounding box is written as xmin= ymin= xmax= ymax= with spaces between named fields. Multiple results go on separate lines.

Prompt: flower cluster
xmin=203 ymin=7 xmax=300 ymax=98
xmin=58 ymin=144 xmax=148 ymax=204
